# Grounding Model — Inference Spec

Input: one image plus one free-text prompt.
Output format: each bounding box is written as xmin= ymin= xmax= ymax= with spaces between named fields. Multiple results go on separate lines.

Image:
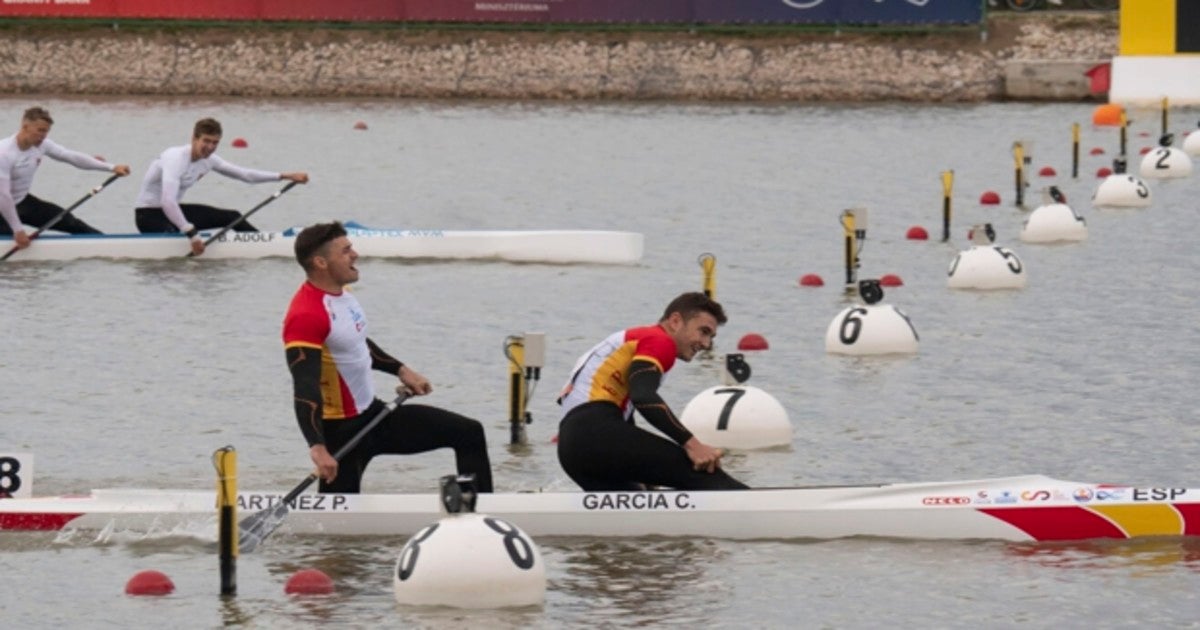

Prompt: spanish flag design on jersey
xmin=282 ymin=282 xmax=374 ymax=419
xmin=558 ymin=324 xmax=677 ymax=418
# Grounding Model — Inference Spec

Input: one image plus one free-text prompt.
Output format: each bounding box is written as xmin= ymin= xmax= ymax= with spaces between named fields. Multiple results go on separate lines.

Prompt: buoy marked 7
xmin=712 ymin=388 xmax=747 ymax=430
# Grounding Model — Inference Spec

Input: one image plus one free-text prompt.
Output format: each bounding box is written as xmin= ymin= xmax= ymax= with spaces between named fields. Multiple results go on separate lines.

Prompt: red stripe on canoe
xmin=978 ymin=506 xmax=1127 ymax=541
xmin=0 ymin=513 xmax=83 ymax=531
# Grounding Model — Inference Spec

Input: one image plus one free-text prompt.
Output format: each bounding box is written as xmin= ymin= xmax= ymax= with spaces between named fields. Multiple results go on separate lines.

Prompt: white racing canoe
xmin=2 ymin=475 xmax=1197 ymax=543
xmin=0 ymin=226 xmax=644 ymax=264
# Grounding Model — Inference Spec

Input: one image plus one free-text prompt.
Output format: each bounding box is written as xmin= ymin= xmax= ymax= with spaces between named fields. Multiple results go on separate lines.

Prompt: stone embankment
xmin=0 ymin=13 xmax=1116 ymax=101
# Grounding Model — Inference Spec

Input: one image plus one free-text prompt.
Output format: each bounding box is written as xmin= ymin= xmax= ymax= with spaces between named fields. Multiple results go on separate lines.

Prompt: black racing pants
xmin=135 ymin=204 xmax=257 ymax=233
xmin=0 ymin=194 xmax=102 ymax=234
xmin=318 ymin=400 xmax=494 ymax=494
xmin=557 ymin=401 xmax=749 ymax=492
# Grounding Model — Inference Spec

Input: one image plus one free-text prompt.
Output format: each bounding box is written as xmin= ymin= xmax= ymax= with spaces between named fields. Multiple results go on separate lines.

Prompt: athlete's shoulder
xmin=283 ymin=282 xmax=331 ymax=345
xmin=627 ymin=324 xmax=676 ymax=371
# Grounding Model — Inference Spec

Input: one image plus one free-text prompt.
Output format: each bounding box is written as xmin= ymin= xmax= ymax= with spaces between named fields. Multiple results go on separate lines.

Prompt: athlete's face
xmin=316 ymin=236 xmax=359 ymax=286
xmin=191 ymin=133 xmax=221 ymax=160
xmin=18 ymin=120 xmax=51 ymax=147
xmin=665 ymin=311 xmax=719 ymax=362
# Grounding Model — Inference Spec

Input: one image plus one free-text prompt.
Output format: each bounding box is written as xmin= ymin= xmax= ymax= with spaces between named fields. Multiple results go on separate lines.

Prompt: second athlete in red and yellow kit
xmin=557 ymin=292 xmax=748 ymax=491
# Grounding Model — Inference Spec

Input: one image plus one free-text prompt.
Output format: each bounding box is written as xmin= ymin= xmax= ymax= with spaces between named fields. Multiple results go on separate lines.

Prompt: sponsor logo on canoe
xmin=582 ymin=492 xmax=693 ymax=510
xmin=347 ymin=228 xmax=446 ymax=238
xmin=237 ymin=493 xmax=350 ymax=512
xmin=1132 ymin=488 xmax=1187 ymax=501
xmin=1094 ymin=489 xmax=1125 ymax=501
xmin=992 ymin=490 xmax=1018 ymax=505
xmin=921 ymin=496 xmax=970 ymax=506
xmin=217 ymin=232 xmax=278 ymax=243
xmin=1073 ymin=488 xmax=1094 ymax=502
xmin=974 ymin=490 xmax=991 ymax=505
xmin=1020 ymin=490 xmax=1051 ymax=502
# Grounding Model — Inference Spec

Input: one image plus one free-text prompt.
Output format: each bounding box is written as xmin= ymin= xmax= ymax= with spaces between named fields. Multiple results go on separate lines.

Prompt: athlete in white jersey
xmin=0 ymin=107 xmax=131 ymax=249
xmin=133 ymin=118 xmax=308 ymax=256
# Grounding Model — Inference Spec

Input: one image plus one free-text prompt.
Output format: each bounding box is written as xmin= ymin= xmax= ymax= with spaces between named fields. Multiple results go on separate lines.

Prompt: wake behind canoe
xmin=0 ymin=228 xmax=645 ymax=264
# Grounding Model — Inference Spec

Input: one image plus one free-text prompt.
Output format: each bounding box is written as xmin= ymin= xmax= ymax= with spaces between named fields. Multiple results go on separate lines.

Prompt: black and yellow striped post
xmin=504 ymin=333 xmax=543 ymax=446
xmin=1119 ymin=109 xmax=1128 ymax=157
xmin=505 ymin=336 xmax=527 ymax=445
xmin=1012 ymin=141 xmax=1027 ymax=208
xmin=213 ymin=446 xmax=238 ymax=596
xmin=840 ymin=208 xmax=866 ymax=292
xmin=940 ymin=170 xmax=954 ymax=242
xmin=1071 ymin=123 xmax=1080 ymax=180
xmin=698 ymin=253 xmax=716 ymax=300
xmin=1161 ymin=96 xmax=1170 ymax=137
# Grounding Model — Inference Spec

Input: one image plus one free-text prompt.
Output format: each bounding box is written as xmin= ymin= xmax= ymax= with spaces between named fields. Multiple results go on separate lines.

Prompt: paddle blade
xmin=238 ymin=503 xmax=290 ymax=553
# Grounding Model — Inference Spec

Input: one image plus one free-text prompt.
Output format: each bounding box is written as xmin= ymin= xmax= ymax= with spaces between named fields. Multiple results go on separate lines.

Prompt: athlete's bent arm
xmin=367 ymin=338 xmax=431 ymax=395
xmin=628 ymin=359 xmax=725 ymax=473
xmin=286 ymin=345 xmax=338 ymax=482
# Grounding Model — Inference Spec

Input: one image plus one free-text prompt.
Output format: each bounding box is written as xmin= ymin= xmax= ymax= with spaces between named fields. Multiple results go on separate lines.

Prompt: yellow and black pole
xmin=504 ymin=333 xmax=544 ymax=445
xmin=1012 ymin=141 xmax=1026 ymax=208
xmin=213 ymin=446 xmax=238 ymax=596
xmin=698 ymin=253 xmax=716 ymax=300
xmin=1161 ymin=96 xmax=1169 ymax=137
xmin=940 ymin=170 xmax=953 ymax=242
xmin=840 ymin=208 xmax=866 ymax=291
xmin=1119 ymin=108 xmax=1128 ymax=157
xmin=1071 ymin=123 xmax=1080 ymax=179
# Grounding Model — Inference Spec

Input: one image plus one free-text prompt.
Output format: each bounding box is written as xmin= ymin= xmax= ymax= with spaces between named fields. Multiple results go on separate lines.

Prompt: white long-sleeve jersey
xmin=0 ymin=134 xmax=115 ymax=233
xmin=135 ymin=144 xmax=279 ymax=232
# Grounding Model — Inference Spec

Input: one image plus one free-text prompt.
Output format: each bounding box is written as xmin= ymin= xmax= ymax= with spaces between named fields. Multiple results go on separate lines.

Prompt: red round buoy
xmin=905 ymin=226 xmax=928 ymax=240
xmin=1089 ymin=147 xmax=1105 ymax=156
xmin=1138 ymin=131 xmax=1151 ymax=137
xmin=230 ymin=138 xmax=248 ymax=148
xmin=737 ymin=333 xmax=769 ymax=351
xmin=979 ymin=191 xmax=1001 ymax=205
xmin=879 ymin=274 xmax=903 ymax=287
xmin=798 ymin=273 xmax=824 ymax=287
xmin=550 ymin=434 xmax=558 ymax=444
xmin=1037 ymin=166 xmax=1056 ymax=177
xmin=1139 ymin=146 xmax=1151 ymax=155
xmin=285 ymin=569 xmax=334 ymax=595
xmin=353 ymin=121 xmax=368 ymax=130
xmin=1096 ymin=167 xmax=1113 ymax=178
xmin=125 ymin=570 xmax=174 ymax=596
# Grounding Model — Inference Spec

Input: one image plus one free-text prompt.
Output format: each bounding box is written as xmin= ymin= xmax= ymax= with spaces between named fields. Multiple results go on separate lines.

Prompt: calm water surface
xmin=1 ymin=97 xmax=1199 ymax=627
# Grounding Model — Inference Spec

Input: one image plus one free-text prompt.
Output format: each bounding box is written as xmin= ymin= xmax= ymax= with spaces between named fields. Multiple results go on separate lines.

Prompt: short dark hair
xmin=660 ymin=291 xmax=727 ymax=325
xmin=23 ymin=107 xmax=52 ymax=125
xmin=294 ymin=221 xmax=347 ymax=271
xmin=193 ymin=118 xmax=222 ymax=138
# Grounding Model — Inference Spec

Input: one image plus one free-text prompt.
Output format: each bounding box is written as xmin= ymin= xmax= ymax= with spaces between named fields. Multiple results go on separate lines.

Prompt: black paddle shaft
xmin=188 ymin=180 xmax=298 ymax=256
xmin=0 ymin=173 xmax=121 ymax=262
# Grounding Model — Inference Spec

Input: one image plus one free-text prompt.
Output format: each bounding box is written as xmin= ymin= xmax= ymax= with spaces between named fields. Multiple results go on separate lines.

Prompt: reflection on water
xmin=550 ymin=537 xmax=731 ymax=625
xmin=1006 ymin=537 xmax=1200 ymax=575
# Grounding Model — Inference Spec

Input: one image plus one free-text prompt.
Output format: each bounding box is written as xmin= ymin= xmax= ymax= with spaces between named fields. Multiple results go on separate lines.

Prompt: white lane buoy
xmin=948 ymin=224 xmax=1027 ymax=290
xmin=680 ymin=385 xmax=792 ymax=449
xmin=1020 ymin=186 xmax=1086 ymax=243
xmin=1139 ymin=134 xmax=1193 ymax=179
xmin=394 ymin=476 xmax=545 ymax=609
xmin=1184 ymin=127 xmax=1200 ymax=157
xmin=1093 ymin=173 xmax=1152 ymax=208
xmin=824 ymin=279 xmax=918 ymax=355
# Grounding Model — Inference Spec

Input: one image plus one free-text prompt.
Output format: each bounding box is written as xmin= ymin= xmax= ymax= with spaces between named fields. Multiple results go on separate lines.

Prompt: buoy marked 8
xmin=0 ymin=456 xmax=20 ymax=496
xmin=397 ymin=523 xmax=439 ymax=581
xmin=483 ymin=517 xmax=537 ymax=570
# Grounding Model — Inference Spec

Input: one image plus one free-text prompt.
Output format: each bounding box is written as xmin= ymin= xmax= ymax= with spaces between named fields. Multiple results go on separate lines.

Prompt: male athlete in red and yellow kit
xmin=282 ymin=221 xmax=493 ymax=494
xmin=557 ymin=292 xmax=748 ymax=491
